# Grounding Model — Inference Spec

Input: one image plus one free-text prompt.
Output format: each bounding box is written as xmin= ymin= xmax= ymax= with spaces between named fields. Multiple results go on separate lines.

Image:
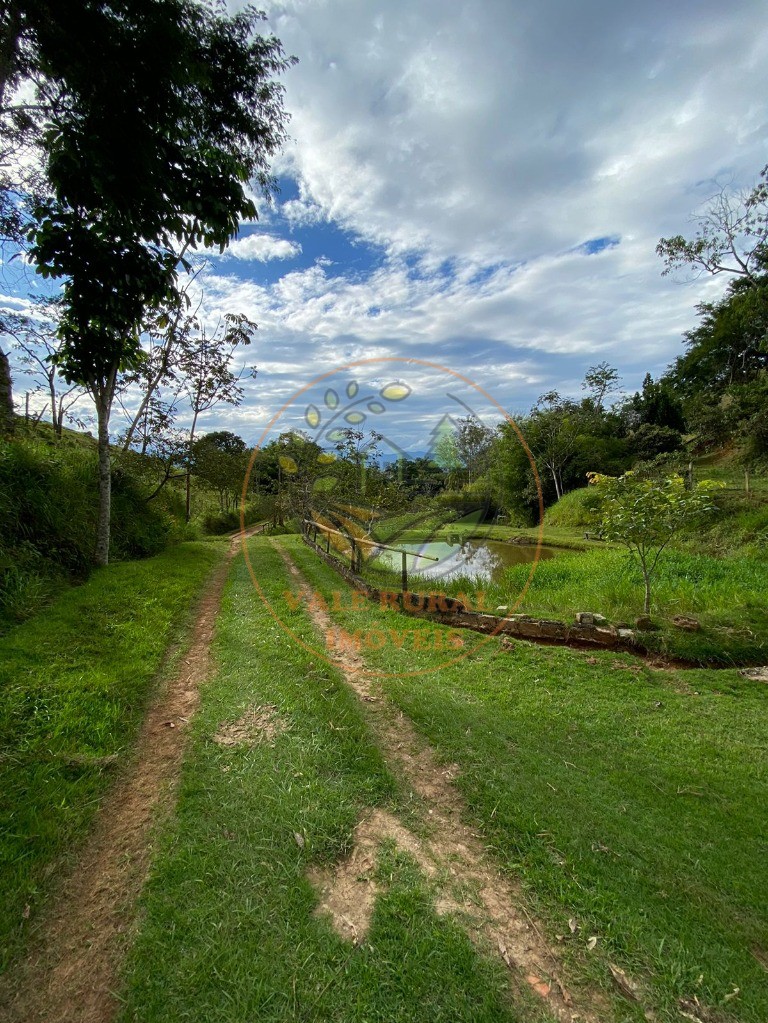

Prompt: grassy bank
xmin=286 ymin=536 xmax=768 ymax=1023
xmin=360 ymin=516 xmax=767 ymax=665
xmin=118 ymin=541 xmax=535 ymax=1023
xmin=0 ymin=540 xmax=223 ymax=970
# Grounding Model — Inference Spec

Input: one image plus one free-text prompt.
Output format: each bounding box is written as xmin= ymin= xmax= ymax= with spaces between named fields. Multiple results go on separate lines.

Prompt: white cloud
xmin=217 ymin=233 xmax=302 ymax=262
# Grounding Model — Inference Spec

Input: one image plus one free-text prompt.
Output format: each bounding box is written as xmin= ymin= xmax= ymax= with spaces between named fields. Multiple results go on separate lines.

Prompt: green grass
xmin=286 ymin=536 xmax=768 ymax=1023
xmin=118 ymin=540 xmax=535 ymax=1023
xmin=355 ymin=521 xmax=767 ymax=665
xmin=0 ymin=540 xmax=224 ymax=970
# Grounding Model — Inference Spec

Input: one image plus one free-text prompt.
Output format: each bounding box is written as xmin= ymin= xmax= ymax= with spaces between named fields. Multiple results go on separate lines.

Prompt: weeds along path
xmin=0 ymin=528 xmax=260 ymax=1023
xmin=274 ymin=541 xmax=612 ymax=1023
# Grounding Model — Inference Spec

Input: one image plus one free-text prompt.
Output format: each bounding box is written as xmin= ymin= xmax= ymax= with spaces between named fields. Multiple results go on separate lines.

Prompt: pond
xmin=372 ymin=538 xmax=560 ymax=585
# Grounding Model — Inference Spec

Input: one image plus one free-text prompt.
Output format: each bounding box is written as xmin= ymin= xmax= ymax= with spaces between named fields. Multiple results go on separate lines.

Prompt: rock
xmin=576 ymin=612 xmax=608 ymax=626
xmin=496 ymin=605 xmax=509 ymax=612
xmin=739 ymin=666 xmax=768 ymax=682
xmin=634 ymin=616 xmax=656 ymax=631
xmin=672 ymin=615 xmax=700 ymax=632
xmin=617 ymin=629 xmax=635 ymax=641
xmin=499 ymin=636 xmax=515 ymax=651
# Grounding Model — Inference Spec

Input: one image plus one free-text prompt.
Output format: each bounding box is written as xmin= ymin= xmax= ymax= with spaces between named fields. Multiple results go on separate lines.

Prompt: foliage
xmin=657 ymin=166 xmax=768 ymax=284
xmin=588 ymin=471 xmax=720 ymax=614
xmin=190 ymin=430 xmax=248 ymax=513
xmin=582 ymin=360 xmax=620 ymax=411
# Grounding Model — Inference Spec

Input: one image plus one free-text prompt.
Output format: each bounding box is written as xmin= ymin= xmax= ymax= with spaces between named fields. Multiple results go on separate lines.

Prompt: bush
xmin=544 ymin=486 xmax=603 ymax=528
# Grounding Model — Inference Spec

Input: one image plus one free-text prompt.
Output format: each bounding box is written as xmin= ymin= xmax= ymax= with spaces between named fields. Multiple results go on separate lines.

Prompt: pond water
xmin=373 ymin=538 xmax=559 ymax=585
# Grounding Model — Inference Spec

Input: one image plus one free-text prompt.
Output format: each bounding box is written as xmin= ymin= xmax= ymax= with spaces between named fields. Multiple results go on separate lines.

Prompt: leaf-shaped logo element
xmin=367 ymin=401 xmax=385 ymax=414
xmin=305 ymin=404 xmax=321 ymax=429
xmin=317 ymin=452 xmax=336 ymax=465
xmin=278 ymin=455 xmax=298 ymax=474
xmin=380 ymin=382 xmax=411 ymax=401
xmin=325 ymin=389 xmax=339 ymax=409
xmin=345 ymin=411 xmax=365 ymax=425
xmin=346 ymin=381 xmax=359 ymax=398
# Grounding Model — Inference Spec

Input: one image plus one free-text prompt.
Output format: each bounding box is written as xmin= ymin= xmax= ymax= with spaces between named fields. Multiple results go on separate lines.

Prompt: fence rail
xmin=303 ymin=518 xmax=438 ymax=590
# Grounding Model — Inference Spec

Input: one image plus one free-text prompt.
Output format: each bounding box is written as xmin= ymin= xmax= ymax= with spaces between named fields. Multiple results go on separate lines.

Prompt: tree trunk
xmin=0 ymin=347 xmax=14 ymax=436
xmin=642 ymin=565 xmax=651 ymax=615
xmin=0 ymin=347 xmax=14 ymax=435
xmin=49 ymin=377 xmax=61 ymax=436
xmin=185 ymin=407 xmax=200 ymax=522
xmin=93 ymin=366 xmax=118 ymax=567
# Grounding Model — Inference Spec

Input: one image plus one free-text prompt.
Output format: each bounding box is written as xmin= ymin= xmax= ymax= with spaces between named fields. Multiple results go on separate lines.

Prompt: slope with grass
xmin=283 ymin=535 xmax=768 ymax=1023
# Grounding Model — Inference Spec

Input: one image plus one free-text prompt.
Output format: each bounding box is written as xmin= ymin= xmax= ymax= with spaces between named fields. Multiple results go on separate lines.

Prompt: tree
xmin=588 ymin=471 xmax=719 ymax=615
xmin=454 ymin=415 xmax=495 ymax=485
xmin=176 ymin=312 xmax=257 ymax=521
xmin=4 ymin=301 xmax=88 ymax=435
xmin=190 ymin=430 xmax=248 ymax=513
xmin=657 ymin=167 xmax=768 ymax=285
xmin=582 ymin=361 xmax=620 ymax=412
xmin=621 ymin=373 xmax=686 ymax=434
xmin=526 ymin=391 xmax=581 ymax=500
xmin=3 ymin=0 xmax=294 ymax=564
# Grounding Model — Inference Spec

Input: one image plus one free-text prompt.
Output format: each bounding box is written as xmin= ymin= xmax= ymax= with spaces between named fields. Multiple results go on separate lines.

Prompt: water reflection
xmin=373 ymin=539 xmax=557 ymax=584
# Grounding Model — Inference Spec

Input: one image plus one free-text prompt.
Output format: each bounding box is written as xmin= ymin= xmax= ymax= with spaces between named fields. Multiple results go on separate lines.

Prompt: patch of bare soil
xmin=213 ymin=703 xmax=289 ymax=747
xmin=308 ymin=809 xmax=436 ymax=943
xmin=0 ymin=528 xmax=257 ymax=1023
xmin=274 ymin=543 xmax=619 ymax=1023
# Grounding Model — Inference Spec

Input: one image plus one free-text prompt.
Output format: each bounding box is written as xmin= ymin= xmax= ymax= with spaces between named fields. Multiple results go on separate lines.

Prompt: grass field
xmin=118 ymin=541 xmax=540 ymax=1023
xmin=283 ymin=535 xmax=768 ymax=1023
xmin=0 ymin=540 xmax=224 ymax=970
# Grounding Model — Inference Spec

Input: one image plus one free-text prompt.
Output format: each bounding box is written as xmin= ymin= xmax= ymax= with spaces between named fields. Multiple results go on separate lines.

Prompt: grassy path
xmin=117 ymin=537 xmax=553 ymax=1023
xmin=273 ymin=540 xmax=609 ymax=1022
xmin=0 ymin=538 xmax=232 ymax=1022
xmin=5 ymin=532 xmax=764 ymax=1022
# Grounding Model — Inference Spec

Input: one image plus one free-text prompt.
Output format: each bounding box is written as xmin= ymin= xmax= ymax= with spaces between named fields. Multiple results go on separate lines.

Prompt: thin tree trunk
xmin=0 ymin=347 xmax=14 ymax=435
xmin=49 ymin=377 xmax=60 ymax=436
xmin=185 ymin=405 xmax=200 ymax=522
xmin=641 ymin=564 xmax=651 ymax=615
xmin=93 ymin=366 xmax=118 ymax=567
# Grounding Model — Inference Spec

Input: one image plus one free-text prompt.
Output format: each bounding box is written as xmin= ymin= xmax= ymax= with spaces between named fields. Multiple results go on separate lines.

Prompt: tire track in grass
xmin=274 ymin=541 xmax=615 ymax=1023
xmin=0 ymin=529 xmax=261 ymax=1023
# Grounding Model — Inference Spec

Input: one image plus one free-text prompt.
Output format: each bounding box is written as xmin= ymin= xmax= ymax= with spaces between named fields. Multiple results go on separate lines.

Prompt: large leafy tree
xmin=1 ymin=0 xmax=294 ymax=562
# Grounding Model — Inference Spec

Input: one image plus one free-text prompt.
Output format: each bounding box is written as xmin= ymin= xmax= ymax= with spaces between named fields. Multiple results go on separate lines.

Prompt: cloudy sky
xmin=6 ymin=0 xmax=768 ymax=453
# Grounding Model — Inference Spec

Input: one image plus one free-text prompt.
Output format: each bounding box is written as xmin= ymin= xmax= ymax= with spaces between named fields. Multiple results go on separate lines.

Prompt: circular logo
xmin=239 ymin=357 xmax=544 ymax=677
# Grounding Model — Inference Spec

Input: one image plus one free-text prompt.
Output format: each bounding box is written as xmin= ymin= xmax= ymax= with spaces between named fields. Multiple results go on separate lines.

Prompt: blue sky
xmin=4 ymin=0 xmax=768 ymax=455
